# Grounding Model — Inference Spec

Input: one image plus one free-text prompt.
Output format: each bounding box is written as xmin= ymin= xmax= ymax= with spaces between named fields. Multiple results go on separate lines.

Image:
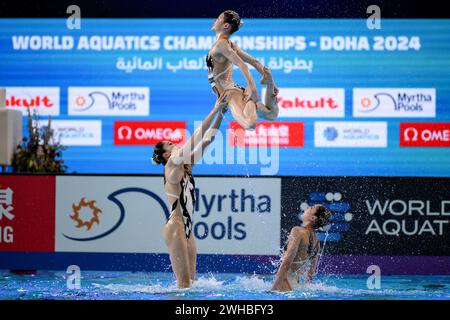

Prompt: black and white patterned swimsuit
xmin=164 ymin=166 xmax=196 ymax=239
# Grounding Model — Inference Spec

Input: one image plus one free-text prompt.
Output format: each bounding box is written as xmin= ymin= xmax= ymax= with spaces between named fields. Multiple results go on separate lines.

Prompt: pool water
xmin=1 ymin=271 xmax=449 ymax=300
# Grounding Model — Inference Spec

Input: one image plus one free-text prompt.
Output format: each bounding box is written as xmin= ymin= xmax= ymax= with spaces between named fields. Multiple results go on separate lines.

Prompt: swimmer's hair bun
xmin=152 ymin=141 xmax=165 ymax=165
xmin=223 ymin=10 xmax=242 ymax=34
xmin=151 ymin=153 xmax=162 ymax=165
xmin=313 ymin=204 xmax=332 ymax=230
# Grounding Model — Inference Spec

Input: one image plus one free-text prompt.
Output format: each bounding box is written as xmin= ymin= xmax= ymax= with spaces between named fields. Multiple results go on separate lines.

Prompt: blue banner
xmin=1 ymin=19 xmax=449 ymax=176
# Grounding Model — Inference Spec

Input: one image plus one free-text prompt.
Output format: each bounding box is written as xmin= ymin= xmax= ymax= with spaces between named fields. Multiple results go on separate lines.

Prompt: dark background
xmin=0 ymin=0 xmax=446 ymax=18
xmin=281 ymin=177 xmax=450 ymax=256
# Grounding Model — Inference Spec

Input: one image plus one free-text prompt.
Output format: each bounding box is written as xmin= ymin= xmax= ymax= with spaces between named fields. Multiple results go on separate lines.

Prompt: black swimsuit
xmin=164 ymin=165 xmax=196 ymax=239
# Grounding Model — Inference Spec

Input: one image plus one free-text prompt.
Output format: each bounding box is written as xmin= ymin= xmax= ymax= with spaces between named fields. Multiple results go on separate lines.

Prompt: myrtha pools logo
xmin=299 ymin=192 xmax=353 ymax=241
xmin=353 ymin=88 xmax=436 ymax=117
xmin=68 ymin=87 xmax=149 ymax=116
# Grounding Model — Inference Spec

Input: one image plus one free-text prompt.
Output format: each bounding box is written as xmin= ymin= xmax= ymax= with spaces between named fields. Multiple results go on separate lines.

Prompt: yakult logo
xmin=265 ymin=88 xmax=345 ymax=118
xmin=400 ymin=123 xmax=450 ymax=147
xmin=114 ymin=121 xmax=186 ymax=145
xmin=4 ymin=87 xmax=60 ymax=116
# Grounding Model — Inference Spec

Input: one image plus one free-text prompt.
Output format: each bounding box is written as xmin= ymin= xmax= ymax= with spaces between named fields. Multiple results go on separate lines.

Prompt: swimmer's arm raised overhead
xmin=272 ymin=228 xmax=304 ymax=291
xmin=189 ymin=97 xmax=228 ymax=166
xmin=217 ymin=39 xmax=258 ymax=102
xmin=169 ymin=95 xmax=227 ymax=166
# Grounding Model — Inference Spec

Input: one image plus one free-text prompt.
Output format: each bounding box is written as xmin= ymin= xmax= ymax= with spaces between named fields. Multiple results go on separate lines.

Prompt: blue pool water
xmin=1 ymin=271 xmax=449 ymax=300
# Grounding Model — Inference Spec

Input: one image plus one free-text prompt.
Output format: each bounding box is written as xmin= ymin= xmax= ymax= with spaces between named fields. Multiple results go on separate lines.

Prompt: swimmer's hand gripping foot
xmin=260 ymin=66 xmax=279 ymax=97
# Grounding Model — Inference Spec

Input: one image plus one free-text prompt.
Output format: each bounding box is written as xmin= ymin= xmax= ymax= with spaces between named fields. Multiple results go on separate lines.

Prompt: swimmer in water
xmin=207 ymin=10 xmax=280 ymax=130
xmin=152 ymin=94 xmax=229 ymax=288
xmin=272 ymin=204 xmax=331 ymax=291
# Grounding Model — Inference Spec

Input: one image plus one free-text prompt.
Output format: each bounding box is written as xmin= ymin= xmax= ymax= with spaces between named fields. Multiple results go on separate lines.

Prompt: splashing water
xmin=315 ymin=229 xmax=329 ymax=276
xmin=1 ymin=270 xmax=449 ymax=300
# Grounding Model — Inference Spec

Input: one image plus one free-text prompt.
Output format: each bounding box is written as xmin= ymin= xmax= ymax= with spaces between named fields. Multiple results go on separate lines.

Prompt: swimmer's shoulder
xmin=215 ymin=38 xmax=233 ymax=51
xmin=291 ymin=226 xmax=309 ymax=238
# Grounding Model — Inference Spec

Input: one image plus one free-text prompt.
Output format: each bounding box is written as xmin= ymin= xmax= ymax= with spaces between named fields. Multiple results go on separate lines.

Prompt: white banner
xmin=55 ymin=176 xmax=281 ymax=255
xmin=68 ymin=87 xmax=149 ymax=116
xmin=267 ymin=88 xmax=345 ymax=118
xmin=193 ymin=177 xmax=281 ymax=255
xmin=4 ymin=87 xmax=60 ymax=116
xmin=353 ymin=88 xmax=436 ymax=118
xmin=36 ymin=120 xmax=102 ymax=146
xmin=315 ymin=121 xmax=388 ymax=147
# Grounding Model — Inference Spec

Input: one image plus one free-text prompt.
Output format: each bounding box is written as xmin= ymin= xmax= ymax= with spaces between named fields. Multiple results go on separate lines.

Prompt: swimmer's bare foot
xmin=260 ymin=67 xmax=278 ymax=97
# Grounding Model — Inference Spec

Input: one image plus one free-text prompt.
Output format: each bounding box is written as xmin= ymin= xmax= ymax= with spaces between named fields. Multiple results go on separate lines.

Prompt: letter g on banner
xmin=366 ymin=5 xmax=381 ymax=30
xmin=66 ymin=5 xmax=81 ymax=30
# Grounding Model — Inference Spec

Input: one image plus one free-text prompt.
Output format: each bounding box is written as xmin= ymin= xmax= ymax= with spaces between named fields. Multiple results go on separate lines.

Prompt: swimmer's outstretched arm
xmin=232 ymin=43 xmax=265 ymax=75
xmin=217 ymin=39 xmax=258 ymax=103
xmin=170 ymin=95 xmax=228 ymax=165
xmin=272 ymin=229 xmax=303 ymax=291
xmin=190 ymin=101 xmax=227 ymax=165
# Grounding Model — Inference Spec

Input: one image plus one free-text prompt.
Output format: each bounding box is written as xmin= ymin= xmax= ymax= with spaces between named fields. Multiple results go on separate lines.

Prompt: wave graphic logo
xmin=298 ymin=192 xmax=353 ymax=241
xmin=62 ymin=187 xmax=169 ymax=242
xmin=359 ymin=93 xmax=395 ymax=113
xmin=74 ymin=92 xmax=110 ymax=112
xmin=68 ymin=87 xmax=150 ymax=116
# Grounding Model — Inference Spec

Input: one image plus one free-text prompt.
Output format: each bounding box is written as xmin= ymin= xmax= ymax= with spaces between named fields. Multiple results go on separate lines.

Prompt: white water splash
xmin=191 ymin=274 xmax=224 ymax=290
xmin=232 ymin=274 xmax=272 ymax=291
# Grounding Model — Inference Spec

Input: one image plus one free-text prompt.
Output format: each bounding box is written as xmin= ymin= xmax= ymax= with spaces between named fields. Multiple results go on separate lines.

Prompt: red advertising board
xmin=0 ymin=175 xmax=55 ymax=252
xmin=114 ymin=121 xmax=186 ymax=145
xmin=400 ymin=122 xmax=450 ymax=147
xmin=228 ymin=121 xmax=304 ymax=147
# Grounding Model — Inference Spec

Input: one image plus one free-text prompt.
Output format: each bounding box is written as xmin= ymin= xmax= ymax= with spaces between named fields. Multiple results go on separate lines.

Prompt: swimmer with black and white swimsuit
xmin=272 ymin=204 xmax=332 ymax=291
xmin=208 ymin=10 xmax=280 ymax=130
xmin=152 ymin=94 xmax=229 ymax=289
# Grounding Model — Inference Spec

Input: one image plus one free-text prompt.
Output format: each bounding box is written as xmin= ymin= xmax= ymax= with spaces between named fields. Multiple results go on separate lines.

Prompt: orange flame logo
xmin=70 ymin=197 xmax=102 ymax=230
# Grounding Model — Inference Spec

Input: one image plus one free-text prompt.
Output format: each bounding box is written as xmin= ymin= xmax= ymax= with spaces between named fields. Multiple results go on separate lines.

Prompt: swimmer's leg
xmin=187 ymin=235 xmax=197 ymax=282
xmin=227 ymin=90 xmax=257 ymax=130
xmin=257 ymin=67 xmax=279 ymax=121
xmin=163 ymin=220 xmax=191 ymax=288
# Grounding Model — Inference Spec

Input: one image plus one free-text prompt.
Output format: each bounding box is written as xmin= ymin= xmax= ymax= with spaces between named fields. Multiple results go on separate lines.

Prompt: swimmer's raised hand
xmin=214 ymin=93 xmax=230 ymax=112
